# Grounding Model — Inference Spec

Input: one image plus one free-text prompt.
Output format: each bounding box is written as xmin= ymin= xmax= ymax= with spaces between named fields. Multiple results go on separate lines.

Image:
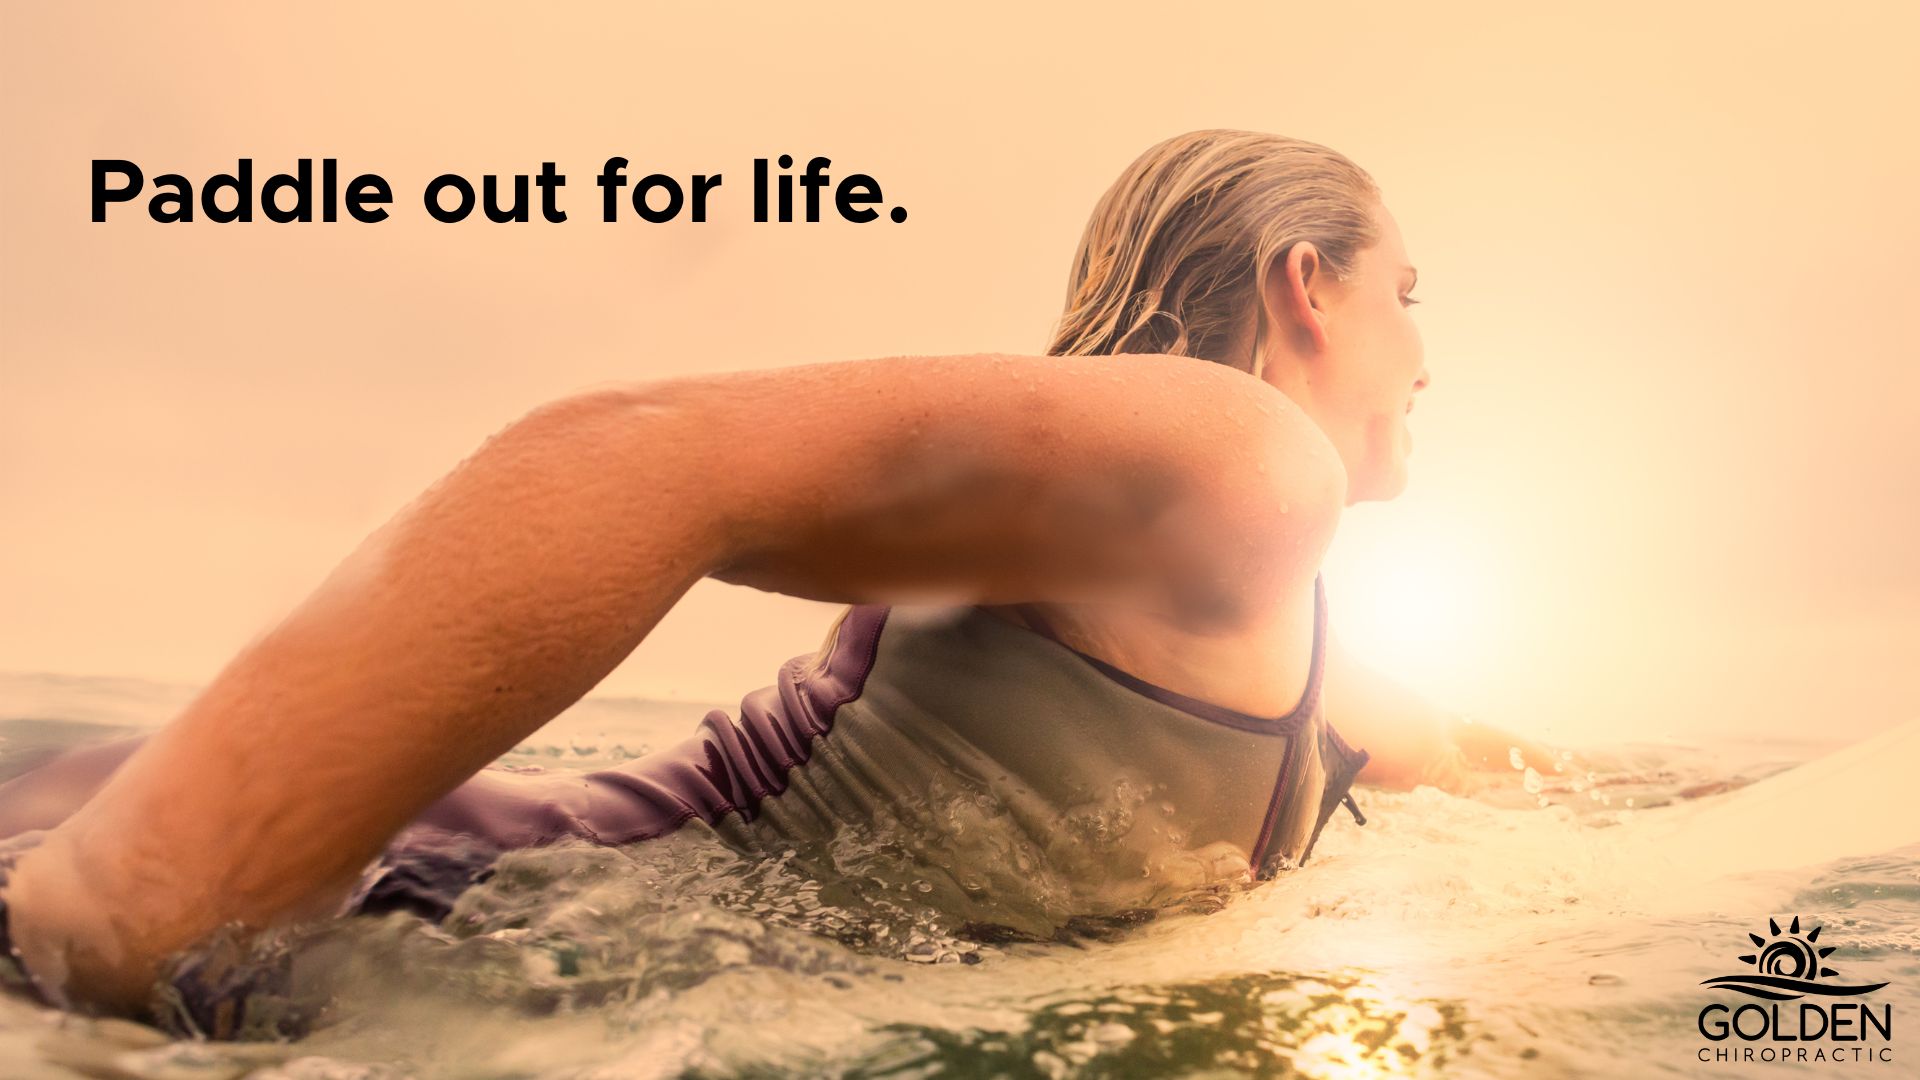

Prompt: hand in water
xmin=1448 ymin=715 xmax=1560 ymax=774
xmin=1373 ymin=715 xmax=1585 ymax=798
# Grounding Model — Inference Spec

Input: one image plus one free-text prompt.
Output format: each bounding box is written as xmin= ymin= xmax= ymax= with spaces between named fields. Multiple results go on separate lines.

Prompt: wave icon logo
xmin=1700 ymin=916 xmax=1888 ymax=1001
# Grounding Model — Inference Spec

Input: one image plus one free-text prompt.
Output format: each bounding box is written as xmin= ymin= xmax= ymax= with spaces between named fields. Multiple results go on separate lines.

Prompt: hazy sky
xmin=2 ymin=2 xmax=1915 ymax=745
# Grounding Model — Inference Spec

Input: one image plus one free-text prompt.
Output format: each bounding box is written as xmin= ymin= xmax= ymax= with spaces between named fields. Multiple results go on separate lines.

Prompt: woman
xmin=0 ymin=130 xmax=1510 ymax=1026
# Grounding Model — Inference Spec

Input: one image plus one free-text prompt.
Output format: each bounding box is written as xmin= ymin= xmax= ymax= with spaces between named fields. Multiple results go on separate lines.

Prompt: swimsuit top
xmin=376 ymin=572 xmax=1371 ymax=928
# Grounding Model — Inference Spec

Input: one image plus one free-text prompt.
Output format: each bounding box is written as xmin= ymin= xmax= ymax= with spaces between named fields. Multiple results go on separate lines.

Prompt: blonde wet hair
xmin=1047 ymin=129 xmax=1382 ymax=377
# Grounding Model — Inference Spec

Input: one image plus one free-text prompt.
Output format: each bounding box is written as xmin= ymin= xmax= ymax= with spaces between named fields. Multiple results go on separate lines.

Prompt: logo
xmin=1700 ymin=915 xmax=1887 ymax=1001
xmin=1695 ymin=916 xmax=1894 ymax=1066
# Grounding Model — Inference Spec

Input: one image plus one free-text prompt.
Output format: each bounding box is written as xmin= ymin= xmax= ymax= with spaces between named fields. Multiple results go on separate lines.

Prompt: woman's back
xmin=351 ymin=574 xmax=1368 ymax=937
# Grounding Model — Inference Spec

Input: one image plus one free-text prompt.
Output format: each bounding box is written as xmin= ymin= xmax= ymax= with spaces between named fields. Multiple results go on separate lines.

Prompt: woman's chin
xmin=1346 ymin=460 xmax=1410 ymax=505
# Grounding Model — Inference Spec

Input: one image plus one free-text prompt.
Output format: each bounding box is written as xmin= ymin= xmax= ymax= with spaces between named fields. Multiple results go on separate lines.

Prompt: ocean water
xmin=0 ymin=671 xmax=1914 ymax=1079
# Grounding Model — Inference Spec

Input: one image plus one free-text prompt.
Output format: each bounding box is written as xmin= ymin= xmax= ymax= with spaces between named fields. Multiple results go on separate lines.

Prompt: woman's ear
xmin=1261 ymin=242 xmax=1331 ymax=357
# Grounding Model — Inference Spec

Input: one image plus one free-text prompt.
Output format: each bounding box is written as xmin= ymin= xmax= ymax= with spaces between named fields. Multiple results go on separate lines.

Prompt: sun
xmin=1740 ymin=916 xmax=1838 ymax=981
xmin=1319 ymin=506 xmax=1509 ymax=707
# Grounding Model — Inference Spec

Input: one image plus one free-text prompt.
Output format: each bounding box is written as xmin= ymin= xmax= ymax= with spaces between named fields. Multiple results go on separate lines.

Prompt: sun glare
xmin=1320 ymin=506 xmax=1510 ymax=713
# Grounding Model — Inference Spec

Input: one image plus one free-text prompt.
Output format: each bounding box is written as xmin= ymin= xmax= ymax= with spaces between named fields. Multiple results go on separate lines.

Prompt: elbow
xmin=505 ymin=379 xmax=699 ymax=443
xmin=441 ymin=377 xmax=732 ymax=570
xmin=492 ymin=377 xmax=719 ymax=479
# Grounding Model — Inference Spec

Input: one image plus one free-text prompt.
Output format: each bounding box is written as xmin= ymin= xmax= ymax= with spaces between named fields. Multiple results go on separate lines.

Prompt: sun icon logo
xmin=1738 ymin=916 xmax=1834 ymax=982
xmin=1701 ymin=916 xmax=1886 ymax=1001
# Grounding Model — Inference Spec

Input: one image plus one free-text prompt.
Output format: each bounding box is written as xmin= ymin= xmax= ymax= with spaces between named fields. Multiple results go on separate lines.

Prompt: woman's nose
xmin=1413 ymin=367 xmax=1431 ymax=393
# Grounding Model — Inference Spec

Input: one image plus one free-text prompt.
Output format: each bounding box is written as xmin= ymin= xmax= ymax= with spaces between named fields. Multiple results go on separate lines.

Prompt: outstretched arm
xmin=6 ymin=352 xmax=1343 ymax=1012
xmin=1320 ymin=631 xmax=1559 ymax=793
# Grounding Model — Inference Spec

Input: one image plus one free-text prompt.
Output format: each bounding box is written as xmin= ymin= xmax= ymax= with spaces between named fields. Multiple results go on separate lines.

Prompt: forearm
xmin=1321 ymin=635 xmax=1552 ymax=792
xmin=1320 ymin=634 xmax=1465 ymax=789
xmin=10 ymin=388 xmax=725 ymax=1010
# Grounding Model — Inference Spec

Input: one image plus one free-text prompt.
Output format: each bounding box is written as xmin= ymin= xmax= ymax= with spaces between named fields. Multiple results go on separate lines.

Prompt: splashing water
xmin=1 ymin=674 xmax=1915 ymax=1079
